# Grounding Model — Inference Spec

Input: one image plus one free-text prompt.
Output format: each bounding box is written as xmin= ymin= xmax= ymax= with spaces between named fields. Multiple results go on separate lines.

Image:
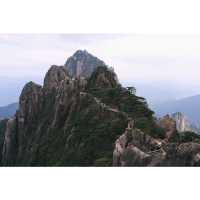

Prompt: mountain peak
xmin=43 ymin=65 xmax=70 ymax=92
xmin=64 ymin=50 xmax=106 ymax=78
xmin=73 ymin=49 xmax=89 ymax=57
xmin=88 ymin=66 xmax=120 ymax=89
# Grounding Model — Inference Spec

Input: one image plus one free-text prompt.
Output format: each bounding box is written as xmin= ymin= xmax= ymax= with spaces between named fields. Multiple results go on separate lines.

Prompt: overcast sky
xmin=1 ymin=34 xmax=200 ymax=106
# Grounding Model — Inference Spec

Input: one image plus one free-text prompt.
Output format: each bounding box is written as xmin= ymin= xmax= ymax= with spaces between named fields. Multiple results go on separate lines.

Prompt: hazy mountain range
xmin=153 ymin=95 xmax=200 ymax=126
xmin=0 ymin=103 xmax=18 ymax=119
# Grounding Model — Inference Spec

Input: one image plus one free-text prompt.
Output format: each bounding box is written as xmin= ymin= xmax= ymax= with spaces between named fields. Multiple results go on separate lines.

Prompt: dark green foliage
xmin=87 ymin=66 xmax=119 ymax=89
xmin=127 ymin=86 xmax=136 ymax=95
xmin=88 ymin=87 xmax=157 ymax=136
xmin=179 ymin=131 xmax=200 ymax=143
xmin=17 ymin=92 xmax=128 ymax=166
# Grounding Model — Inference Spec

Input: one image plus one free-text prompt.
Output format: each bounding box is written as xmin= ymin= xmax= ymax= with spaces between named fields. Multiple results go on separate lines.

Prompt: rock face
xmin=1 ymin=50 xmax=200 ymax=167
xmin=18 ymin=81 xmax=43 ymax=126
xmin=43 ymin=65 xmax=70 ymax=92
xmin=64 ymin=50 xmax=106 ymax=78
xmin=113 ymin=118 xmax=200 ymax=166
xmin=171 ymin=112 xmax=200 ymax=134
xmin=0 ymin=63 xmax=122 ymax=165
xmin=2 ymin=118 xmax=17 ymax=165
xmin=157 ymin=115 xmax=177 ymax=140
xmin=87 ymin=66 xmax=120 ymax=89
xmin=0 ymin=119 xmax=8 ymax=163
xmin=0 ymin=59 xmax=156 ymax=166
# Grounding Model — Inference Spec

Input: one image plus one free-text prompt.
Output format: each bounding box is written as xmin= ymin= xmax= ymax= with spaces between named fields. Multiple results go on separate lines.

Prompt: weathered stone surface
xmin=157 ymin=115 xmax=177 ymax=140
xmin=0 ymin=64 xmax=132 ymax=166
xmin=43 ymin=65 xmax=70 ymax=93
xmin=2 ymin=118 xmax=17 ymax=165
xmin=113 ymin=120 xmax=164 ymax=166
xmin=0 ymin=119 xmax=8 ymax=163
xmin=18 ymin=81 xmax=43 ymax=127
xmin=171 ymin=112 xmax=199 ymax=133
xmin=87 ymin=66 xmax=120 ymax=89
xmin=113 ymin=120 xmax=200 ymax=166
xmin=65 ymin=50 xmax=105 ymax=78
xmin=1 ymin=50 xmax=200 ymax=167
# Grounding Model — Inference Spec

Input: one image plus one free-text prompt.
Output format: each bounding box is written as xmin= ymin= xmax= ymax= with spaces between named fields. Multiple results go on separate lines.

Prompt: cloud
xmin=1 ymin=34 xmax=200 ymax=105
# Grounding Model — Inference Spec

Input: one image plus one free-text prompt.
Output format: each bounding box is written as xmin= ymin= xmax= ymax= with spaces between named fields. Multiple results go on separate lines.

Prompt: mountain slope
xmin=0 ymin=103 xmax=18 ymax=119
xmin=1 ymin=50 xmax=200 ymax=166
xmin=0 ymin=63 xmax=157 ymax=166
xmin=64 ymin=50 xmax=105 ymax=78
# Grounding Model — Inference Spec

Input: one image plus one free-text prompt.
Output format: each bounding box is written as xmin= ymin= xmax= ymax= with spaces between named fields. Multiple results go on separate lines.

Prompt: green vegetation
xmin=179 ymin=131 xmax=200 ymax=143
xmin=88 ymin=86 xmax=163 ymax=138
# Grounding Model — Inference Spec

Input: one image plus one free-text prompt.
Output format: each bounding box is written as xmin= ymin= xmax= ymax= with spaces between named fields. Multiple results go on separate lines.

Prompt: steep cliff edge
xmin=0 ymin=65 xmax=116 ymax=165
xmin=1 ymin=50 xmax=200 ymax=166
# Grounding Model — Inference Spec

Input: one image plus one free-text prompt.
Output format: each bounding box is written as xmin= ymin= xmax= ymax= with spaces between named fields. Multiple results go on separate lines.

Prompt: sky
xmin=1 ymin=34 xmax=200 ymax=106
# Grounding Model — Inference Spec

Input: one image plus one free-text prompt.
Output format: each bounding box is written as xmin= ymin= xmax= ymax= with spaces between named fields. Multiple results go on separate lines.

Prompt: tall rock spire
xmin=64 ymin=50 xmax=106 ymax=78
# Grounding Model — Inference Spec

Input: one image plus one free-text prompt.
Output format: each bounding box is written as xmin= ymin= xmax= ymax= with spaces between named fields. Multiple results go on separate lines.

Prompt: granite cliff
xmin=0 ymin=50 xmax=200 ymax=166
xmin=0 ymin=61 xmax=156 ymax=166
xmin=65 ymin=50 xmax=105 ymax=78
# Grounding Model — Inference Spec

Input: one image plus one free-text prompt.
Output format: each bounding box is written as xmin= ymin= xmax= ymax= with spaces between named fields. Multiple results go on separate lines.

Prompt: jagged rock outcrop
xmin=157 ymin=115 xmax=177 ymax=140
xmin=172 ymin=112 xmax=190 ymax=132
xmin=65 ymin=50 xmax=105 ymax=78
xmin=113 ymin=118 xmax=200 ymax=166
xmin=2 ymin=118 xmax=17 ymax=165
xmin=2 ymin=50 xmax=200 ymax=167
xmin=0 ymin=119 xmax=8 ymax=163
xmin=15 ymin=81 xmax=43 ymax=164
xmin=87 ymin=66 xmax=120 ymax=89
xmin=1 ymin=60 xmax=136 ymax=166
xmin=171 ymin=112 xmax=200 ymax=134
xmin=18 ymin=81 xmax=43 ymax=125
xmin=43 ymin=65 xmax=70 ymax=93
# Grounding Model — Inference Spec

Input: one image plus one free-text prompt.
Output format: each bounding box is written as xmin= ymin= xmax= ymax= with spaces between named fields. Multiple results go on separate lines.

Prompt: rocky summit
xmin=64 ymin=50 xmax=105 ymax=78
xmin=1 ymin=50 xmax=200 ymax=166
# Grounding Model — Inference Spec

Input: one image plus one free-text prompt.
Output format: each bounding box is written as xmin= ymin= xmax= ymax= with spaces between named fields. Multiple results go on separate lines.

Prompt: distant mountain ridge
xmin=171 ymin=112 xmax=200 ymax=134
xmin=0 ymin=103 xmax=18 ymax=119
xmin=153 ymin=94 xmax=200 ymax=126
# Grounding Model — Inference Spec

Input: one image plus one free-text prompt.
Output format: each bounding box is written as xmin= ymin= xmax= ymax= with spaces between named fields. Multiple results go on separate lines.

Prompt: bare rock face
xmin=172 ymin=112 xmax=190 ymax=132
xmin=113 ymin=118 xmax=200 ymax=166
xmin=157 ymin=115 xmax=177 ymax=140
xmin=171 ymin=112 xmax=199 ymax=134
xmin=0 ymin=64 xmax=131 ymax=166
xmin=113 ymin=119 xmax=164 ymax=166
xmin=43 ymin=65 xmax=70 ymax=93
xmin=16 ymin=81 xmax=43 ymax=163
xmin=18 ymin=81 xmax=43 ymax=128
xmin=52 ymin=77 xmax=87 ymax=128
xmin=87 ymin=66 xmax=120 ymax=89
xmin=1 ymin=50 xmax=200 ymax=167
xmin=0 ymin=119 xmax=8 ymax=163
xmin=65 ymin=50 xmax=105 ymax=78
xmin=2 ymin=118 xmax=17 ymax=165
